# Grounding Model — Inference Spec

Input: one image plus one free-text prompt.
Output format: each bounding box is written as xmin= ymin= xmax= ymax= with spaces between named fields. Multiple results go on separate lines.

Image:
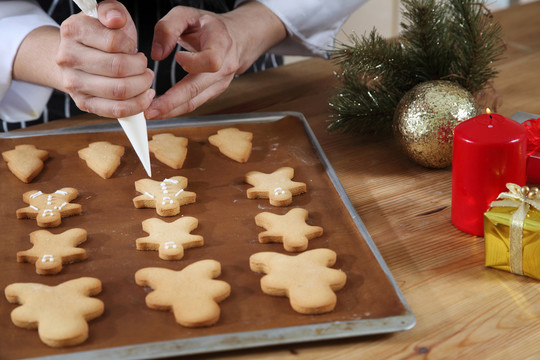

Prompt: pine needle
xmin=328 ymin=0 xmax=505 ymax=134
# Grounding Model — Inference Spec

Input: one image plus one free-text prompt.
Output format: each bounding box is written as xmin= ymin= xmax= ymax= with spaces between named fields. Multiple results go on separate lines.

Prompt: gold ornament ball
xmin=393 ymin=80 xmax=480 ymax=168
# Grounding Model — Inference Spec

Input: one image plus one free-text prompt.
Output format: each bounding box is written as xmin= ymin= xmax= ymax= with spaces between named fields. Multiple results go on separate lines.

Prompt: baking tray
xmin=0 ymin=112 xmax=415 ymax=359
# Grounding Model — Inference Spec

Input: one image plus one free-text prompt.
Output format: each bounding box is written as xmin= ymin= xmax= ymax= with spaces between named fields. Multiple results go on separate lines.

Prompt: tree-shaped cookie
xmin=133 ymin=176 xmax=196 ymax=216
xmin=78 ymin=141 xmax=125 ymax=179
xmin=255 ymin=208 xmax=323 ymax=252
xmin=135 ymin=260 xmax=231 ymax=327
xmin=17 ymin=228 xmax=88 ymax=275
xmin=245 ymin=167 xmax=306 ymax=206
xmin=249 ymin=249 xmax=347 ymax=314
xmin=136 ymin=217 xmax=203 ymax=260
xmin=4 ymin=277 xmax=104 ymax=347
xmin=2 ymin=144 xmax=49 ymax=183
xmin=149 ymin=133 xmax=188 ymax=169
xmin=208 ymin=127 xmax=252 ymax=163
xmin=16 ymin=188 xmax=82 ymax=227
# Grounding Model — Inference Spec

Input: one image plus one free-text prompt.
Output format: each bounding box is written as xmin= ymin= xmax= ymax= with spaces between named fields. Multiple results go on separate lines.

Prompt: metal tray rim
xmin=38 ymin=313 xmax=414 ymax=360
xmin=3 ymin=111 xmax=415 ymax=359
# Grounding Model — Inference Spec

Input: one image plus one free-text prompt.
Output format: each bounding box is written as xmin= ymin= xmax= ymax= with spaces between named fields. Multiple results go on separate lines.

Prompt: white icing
xmin=30 ymin=191 xmax=43 ymax=199
xmin=55 ymin=190 xmax=68 ymax=195
xmin=164 ymin=241 xmax=177 ymax=250
xmin=161 ymin=196 xmax=174 ymax=205
xmin=144 ymin=192 xmax=155 ymax=199
xmin=42 ymin=209 xmax=55 ymax=216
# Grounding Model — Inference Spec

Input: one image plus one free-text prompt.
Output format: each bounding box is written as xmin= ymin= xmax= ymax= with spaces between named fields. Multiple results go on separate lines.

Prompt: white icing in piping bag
xmin=72 ymin=0 xmax=152 ymax=177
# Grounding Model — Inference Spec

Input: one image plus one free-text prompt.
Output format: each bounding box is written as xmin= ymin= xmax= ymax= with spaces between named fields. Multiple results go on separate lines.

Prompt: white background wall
xmin=284 ymin=0 xmax=538 ymax=64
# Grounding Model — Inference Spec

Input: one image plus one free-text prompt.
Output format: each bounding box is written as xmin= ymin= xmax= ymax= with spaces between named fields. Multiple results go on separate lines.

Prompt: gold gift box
xmin=484 ymin=203 xmax=540 ymax=280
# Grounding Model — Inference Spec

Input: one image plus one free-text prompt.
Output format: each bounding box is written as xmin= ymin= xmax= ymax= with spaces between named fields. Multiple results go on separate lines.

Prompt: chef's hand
xmin=144 ymin=2 xmax=286 ymax=120
xmin=56 ymin=0 xmax=155 ymax=118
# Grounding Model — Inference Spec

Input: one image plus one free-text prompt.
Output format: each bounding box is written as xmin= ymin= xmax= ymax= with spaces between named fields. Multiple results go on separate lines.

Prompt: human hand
xmin=56 ymin=0 xmax=155 ymax=118
xmin=145 ymin=2 xmax=286 ymax=120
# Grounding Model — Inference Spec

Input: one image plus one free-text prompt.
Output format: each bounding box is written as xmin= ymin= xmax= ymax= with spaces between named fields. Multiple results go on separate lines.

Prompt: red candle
xmin=451 ymin=109 xmax=527 ymax=236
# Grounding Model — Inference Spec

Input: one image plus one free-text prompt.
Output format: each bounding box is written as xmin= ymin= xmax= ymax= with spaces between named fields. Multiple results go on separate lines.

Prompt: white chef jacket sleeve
xmin=0 ymin=0 xmax=59 ymax=122
xmin=234 ymin=0 xmax=367 ymax=58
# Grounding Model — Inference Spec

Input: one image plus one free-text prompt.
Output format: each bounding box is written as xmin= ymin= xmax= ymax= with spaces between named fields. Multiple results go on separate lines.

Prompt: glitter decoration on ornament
xmin=393 ymin=80 xmax=480 ymax=168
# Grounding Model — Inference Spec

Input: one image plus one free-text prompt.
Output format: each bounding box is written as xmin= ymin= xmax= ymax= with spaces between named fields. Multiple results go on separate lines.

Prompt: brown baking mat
xmin=0 ymin=113 xmax=414 ymax=359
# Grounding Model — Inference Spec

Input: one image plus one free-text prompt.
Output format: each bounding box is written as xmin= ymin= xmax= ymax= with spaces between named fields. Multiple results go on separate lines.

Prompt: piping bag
xmin=72 ymin=0 xmax=152 ymax=177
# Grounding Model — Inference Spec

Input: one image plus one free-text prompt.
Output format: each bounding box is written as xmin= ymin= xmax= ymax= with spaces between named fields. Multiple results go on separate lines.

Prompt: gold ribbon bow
xmin=490 ymin=183 xmax=540 ymax=275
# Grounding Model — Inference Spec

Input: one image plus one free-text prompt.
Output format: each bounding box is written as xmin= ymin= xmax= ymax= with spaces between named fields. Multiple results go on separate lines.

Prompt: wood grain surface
xmin=13 ymin=3 xmax=540 ymax=359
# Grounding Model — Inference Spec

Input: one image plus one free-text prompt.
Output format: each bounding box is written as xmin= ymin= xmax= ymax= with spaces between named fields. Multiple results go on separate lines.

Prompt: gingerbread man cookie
xmin=255 ymin=208 xmax=323 ymax=252
xmin=245 ymin=167 xmax=306 ymax=206
xmin=136 ymin=217 xmax=204 ymax=260
xmin=17 ymin=228 xmax=87 ymax=275
xmin=135 ymin=260 xmax=231 ymax=327
xmin=249 ymin=249 xmax=347 ymax=314
xmin=78 ymin=141 xmax=125 ymax=179
xmin=133 ymin=177 xmax=196 ymax=216
xmin=149 ymin=133 xmax=188 ymax=169
xmin=208 ymin=128 xmax=253 ymax=163
xmin=16 ymin=188 xmax=82 ymax=227
xmin=4 ymin=277 xmax=104 ymax=347
xmin=2 ymin=144 xmax=49 ymax=183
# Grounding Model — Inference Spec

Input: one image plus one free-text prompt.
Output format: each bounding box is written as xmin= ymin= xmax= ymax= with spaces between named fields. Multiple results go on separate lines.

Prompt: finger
xmin=145 ymin=72 xmax=232 ymax=119
xmin=156 ymin=79 xmax=228 ymax=119
xmin=58 ymin=47 xmax=148 ymax=78
xmin=97 ymin=0 xmax=139 ymax=47
xmin=175 ymin=48 xmax=223 ymax=74
xmin=175 ymin=15 xmax=232 ymax=73
xmin=61 ymin=14 xmax=137 ymax=54
xmin=151 ymin=6 xmax=202 ymax=61
xmin=97 ymin=0 xmax=128 ymax=29
xmin=65 ymin=68 xmax=154 ymax=100
xmin=77 ymin=88 xmax=155 ymax=119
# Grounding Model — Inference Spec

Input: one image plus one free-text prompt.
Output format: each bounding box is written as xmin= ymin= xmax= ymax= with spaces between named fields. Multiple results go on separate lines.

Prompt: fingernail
xmin=106 ymin=9 xmax=122 ymax=22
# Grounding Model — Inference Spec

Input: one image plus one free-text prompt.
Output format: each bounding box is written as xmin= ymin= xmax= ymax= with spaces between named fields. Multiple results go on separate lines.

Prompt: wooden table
xmin=18 ymin=2 xmax=540 ymax=359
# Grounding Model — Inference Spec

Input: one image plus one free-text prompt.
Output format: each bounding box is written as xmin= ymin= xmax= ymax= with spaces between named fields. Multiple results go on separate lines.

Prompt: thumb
xmin=97 ymin=0 xmax=128 ymax=29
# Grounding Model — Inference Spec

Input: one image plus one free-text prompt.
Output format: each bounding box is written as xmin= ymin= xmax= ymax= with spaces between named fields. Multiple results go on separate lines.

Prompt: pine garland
xmin=328 ymin=0 xmax=505 ymax=134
